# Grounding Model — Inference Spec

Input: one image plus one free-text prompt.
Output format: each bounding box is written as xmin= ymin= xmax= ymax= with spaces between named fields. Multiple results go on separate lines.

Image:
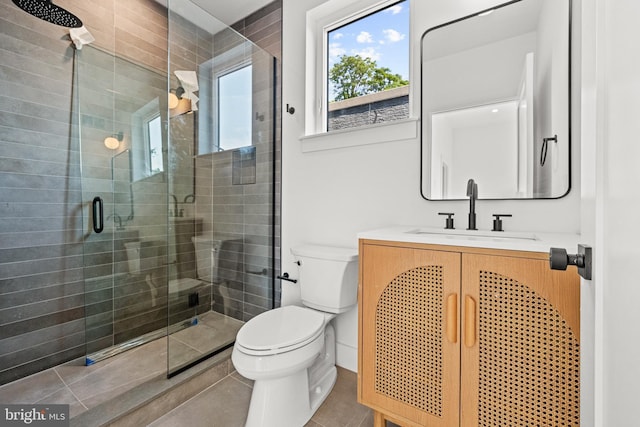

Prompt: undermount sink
xmin=405 ymin=228 xmax=538 ymax=241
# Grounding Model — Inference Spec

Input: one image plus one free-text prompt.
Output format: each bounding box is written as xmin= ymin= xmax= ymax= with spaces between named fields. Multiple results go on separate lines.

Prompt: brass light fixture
xmin=104 ymin=131 xmax=123 ymax=150
xmin=168 ymin=87 xmax=185 ymax=109
xmin=169 ymin=87 xmax=193 ymax=117
xmin=170 ymin=71 xmax=199 ymax=118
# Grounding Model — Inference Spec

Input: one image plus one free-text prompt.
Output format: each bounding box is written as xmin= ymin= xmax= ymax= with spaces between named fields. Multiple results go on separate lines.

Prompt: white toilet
xmin=232 ymin=244 xmax=358 ymax=427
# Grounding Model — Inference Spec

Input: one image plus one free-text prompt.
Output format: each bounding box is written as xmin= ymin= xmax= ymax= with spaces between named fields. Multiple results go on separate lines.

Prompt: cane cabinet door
xmin=359 ymin=241 xmax=581 ymax=427
xmin=460 ymin=253 xmax=580 ymax=427
xmin=359 ymin=242 xmax=461 ymax=427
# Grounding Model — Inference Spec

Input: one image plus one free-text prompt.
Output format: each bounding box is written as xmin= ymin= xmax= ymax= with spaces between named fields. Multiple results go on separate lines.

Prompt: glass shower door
xmin=166 ymin=0 xmax=276 ymax=375
xmin=77 ymin=45 xmax=170 ymax=363
xmin=76 ymin=3 xmax=276 ymax=375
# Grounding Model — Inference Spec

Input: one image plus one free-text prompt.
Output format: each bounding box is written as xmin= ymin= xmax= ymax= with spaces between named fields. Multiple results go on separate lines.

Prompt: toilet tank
xmin=291 ymin=245 xmax=358 ymax=314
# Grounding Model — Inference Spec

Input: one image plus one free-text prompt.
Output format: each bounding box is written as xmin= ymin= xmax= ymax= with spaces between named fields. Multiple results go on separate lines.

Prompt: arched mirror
xmin=421 ymin=0 xmax=571 ymax=200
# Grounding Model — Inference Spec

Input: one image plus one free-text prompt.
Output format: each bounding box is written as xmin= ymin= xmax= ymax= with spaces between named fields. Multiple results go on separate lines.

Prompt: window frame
xmin=215 ymin=63 xmax=253 ymax=151
xmin=197 ymin=43 xmax=253 ymax=155
xmin=131 ymin=97 xmax=164 ymax=181
xmin=305 ymin=0 xmax=417 ymax=145
xmin=145 ymin=114 xmax=163 ymax=175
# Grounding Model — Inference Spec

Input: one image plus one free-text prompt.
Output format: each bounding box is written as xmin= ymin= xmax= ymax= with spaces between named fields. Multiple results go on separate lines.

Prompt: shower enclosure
xmin=76 ymin=0 xmax=276 ymax=376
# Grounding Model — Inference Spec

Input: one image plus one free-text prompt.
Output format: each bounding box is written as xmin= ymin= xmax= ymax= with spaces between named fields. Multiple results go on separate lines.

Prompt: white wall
xmin=580 ymin=0 xmax=640 ymax=425
xmin=424 ymin=32 xmax=536 ymax=113
xmin=430 ymin=115 xmax=453 ymax=198
xmin=282 ymin=0 xmax=581 ymax=372
xmin=450 ymin=122 xmax=518 ymax=198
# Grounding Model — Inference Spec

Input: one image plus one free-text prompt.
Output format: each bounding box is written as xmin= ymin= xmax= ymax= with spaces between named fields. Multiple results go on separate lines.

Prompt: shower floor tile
xmin=67 ymin=338 xmax=168 ymax=405
xmin=167 ymin=311 xmax=243 ymax=373
xmin=0 ymin=368 xmax=64 ymax=404
xmin=170 ymin=312 xmax=243 ymax=354
xmin=0 ymin=310 xmax=240 ymax=420
xmin=0 ymin=314 xmax=376 ymax=426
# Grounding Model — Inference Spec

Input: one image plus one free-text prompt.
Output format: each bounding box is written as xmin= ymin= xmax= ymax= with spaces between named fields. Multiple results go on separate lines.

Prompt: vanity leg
xmin=373 ymin=411 xmax=386 ymax=427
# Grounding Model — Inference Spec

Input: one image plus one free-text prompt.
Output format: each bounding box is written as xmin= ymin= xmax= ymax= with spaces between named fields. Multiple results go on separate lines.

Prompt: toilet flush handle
xmin=277 ymin=272 xmax=297 ymax=283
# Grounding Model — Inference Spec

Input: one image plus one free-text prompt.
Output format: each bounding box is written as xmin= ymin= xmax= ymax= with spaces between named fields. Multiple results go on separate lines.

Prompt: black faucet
xmin=466 ymin=179 xmax=478 ymax=230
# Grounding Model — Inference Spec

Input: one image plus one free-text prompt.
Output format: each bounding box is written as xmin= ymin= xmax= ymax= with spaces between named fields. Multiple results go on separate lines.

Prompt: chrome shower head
xmin=11 ymin=0 xmax=83 ymax=28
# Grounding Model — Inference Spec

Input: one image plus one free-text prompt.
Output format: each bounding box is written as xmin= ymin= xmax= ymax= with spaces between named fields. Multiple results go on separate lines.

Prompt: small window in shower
xmin=131 ymin=97 xmax=164 ymax=181
xmin=146 ymin=115 xmax=163 ymax=174
xmin=218 ymin=64 xmax=252 ymax=151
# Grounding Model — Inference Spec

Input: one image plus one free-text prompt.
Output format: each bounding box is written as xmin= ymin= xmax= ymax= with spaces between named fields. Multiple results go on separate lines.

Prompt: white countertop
xmin=358 ymin=226 xmax=582 ymax=254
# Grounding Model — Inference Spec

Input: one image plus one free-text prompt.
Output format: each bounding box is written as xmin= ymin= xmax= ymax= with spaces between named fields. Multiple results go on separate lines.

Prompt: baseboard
xmin=336 ymin=341 xmax=357 ymax=373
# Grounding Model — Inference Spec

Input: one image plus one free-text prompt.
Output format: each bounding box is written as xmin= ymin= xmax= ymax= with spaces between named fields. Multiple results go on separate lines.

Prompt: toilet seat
xmin=236 ymin=306 xmax=325 ymax=356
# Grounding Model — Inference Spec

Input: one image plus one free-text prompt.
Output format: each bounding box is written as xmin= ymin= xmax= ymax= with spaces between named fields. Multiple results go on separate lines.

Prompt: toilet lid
xmin=236 ymin=306 xmax=325 ymax=354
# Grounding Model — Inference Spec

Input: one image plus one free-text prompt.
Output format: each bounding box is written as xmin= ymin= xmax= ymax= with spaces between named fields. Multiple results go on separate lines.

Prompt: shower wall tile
xmin=0 ymin=330 xmax=85 ymax=373
xmin=213 ymin=1 xmax=281 ymax=320
xmin=1 ymin=0 xmax=281 ymax=385
xmin=0 ymin=307 xmax=85 ymax=341
xmin=0 ymin=269 xmax=85 ymax=295
xmin=0 ymin=244 xmax=83 ymax=264
xmin=0 ymin=0 xmax=171 ymax=385
xmin=0 ymin=96 xmax=71 ymax=125
xmin=232 ymin=0 xmax=282 ymax=61
xmin=0 ymin=319 xmax=84 ymax=358
xmin=0 ymin=295 xmax=84 ymax=328
xmin=0 ymin=283 xmax=84 ymax=312
xmin=0 ymin=345 xmax=86 ymax=385
xmin=62 ymin=1 xmax=116 ymax=52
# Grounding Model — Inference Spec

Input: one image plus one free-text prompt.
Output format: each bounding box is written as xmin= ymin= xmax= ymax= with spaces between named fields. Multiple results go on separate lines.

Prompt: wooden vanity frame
xmin=357 ymin=239 xmax=580 ymax=427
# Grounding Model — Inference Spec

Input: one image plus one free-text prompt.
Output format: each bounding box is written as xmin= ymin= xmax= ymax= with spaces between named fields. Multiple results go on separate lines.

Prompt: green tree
xmin=329 ymin=55 xmax=408 ymax=101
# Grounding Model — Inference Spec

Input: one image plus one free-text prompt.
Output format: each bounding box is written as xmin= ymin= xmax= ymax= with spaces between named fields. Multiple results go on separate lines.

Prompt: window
xmin=146 ymin=115 xmax=163 ymax=174
xmin=325 ymin=0 xmax=409 ymax=132
xmin=131 ymin=97 xmax=163 ymax=181
xmin=218 ymin=64 xmax=253 ymax=151
xmin=196 ymin=43 xmax=254 ymax=155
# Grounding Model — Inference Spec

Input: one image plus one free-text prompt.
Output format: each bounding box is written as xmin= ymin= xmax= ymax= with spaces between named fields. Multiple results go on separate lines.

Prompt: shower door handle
xmin=92 ymin=196 xmax=104 ymax=233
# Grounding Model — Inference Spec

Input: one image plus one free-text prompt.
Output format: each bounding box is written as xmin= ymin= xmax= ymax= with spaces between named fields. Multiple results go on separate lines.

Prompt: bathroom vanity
xmin=357 ymin=227 xmax=581 ymax=427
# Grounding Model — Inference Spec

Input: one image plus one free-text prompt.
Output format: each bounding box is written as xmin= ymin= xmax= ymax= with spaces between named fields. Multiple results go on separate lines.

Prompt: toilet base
xmin=308 ymin=361 xmax=337 ymax=417
xmin=244 ymin=359 xmax=337 ymax=427
xmin=242 ymin=324 xmax=338 ymax=427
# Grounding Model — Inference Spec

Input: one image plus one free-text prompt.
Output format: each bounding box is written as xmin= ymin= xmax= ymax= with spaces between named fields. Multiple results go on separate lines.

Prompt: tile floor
xmin=1 ymin=310 xmax=388 ymax=426
xmin=150 ymin=367 xmax=375 ymax=427
xmin=0 ymin=311 xmax=242 ymax=419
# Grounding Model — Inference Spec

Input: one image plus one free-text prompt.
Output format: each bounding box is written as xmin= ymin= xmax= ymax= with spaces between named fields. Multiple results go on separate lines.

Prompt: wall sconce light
xmin=104 ymin=131 xmax=123 ymax=150
xmin=169 ymin=86 xmax=193 ymax=118
xmin=168 ymin=87 xmax=185 ymax=109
